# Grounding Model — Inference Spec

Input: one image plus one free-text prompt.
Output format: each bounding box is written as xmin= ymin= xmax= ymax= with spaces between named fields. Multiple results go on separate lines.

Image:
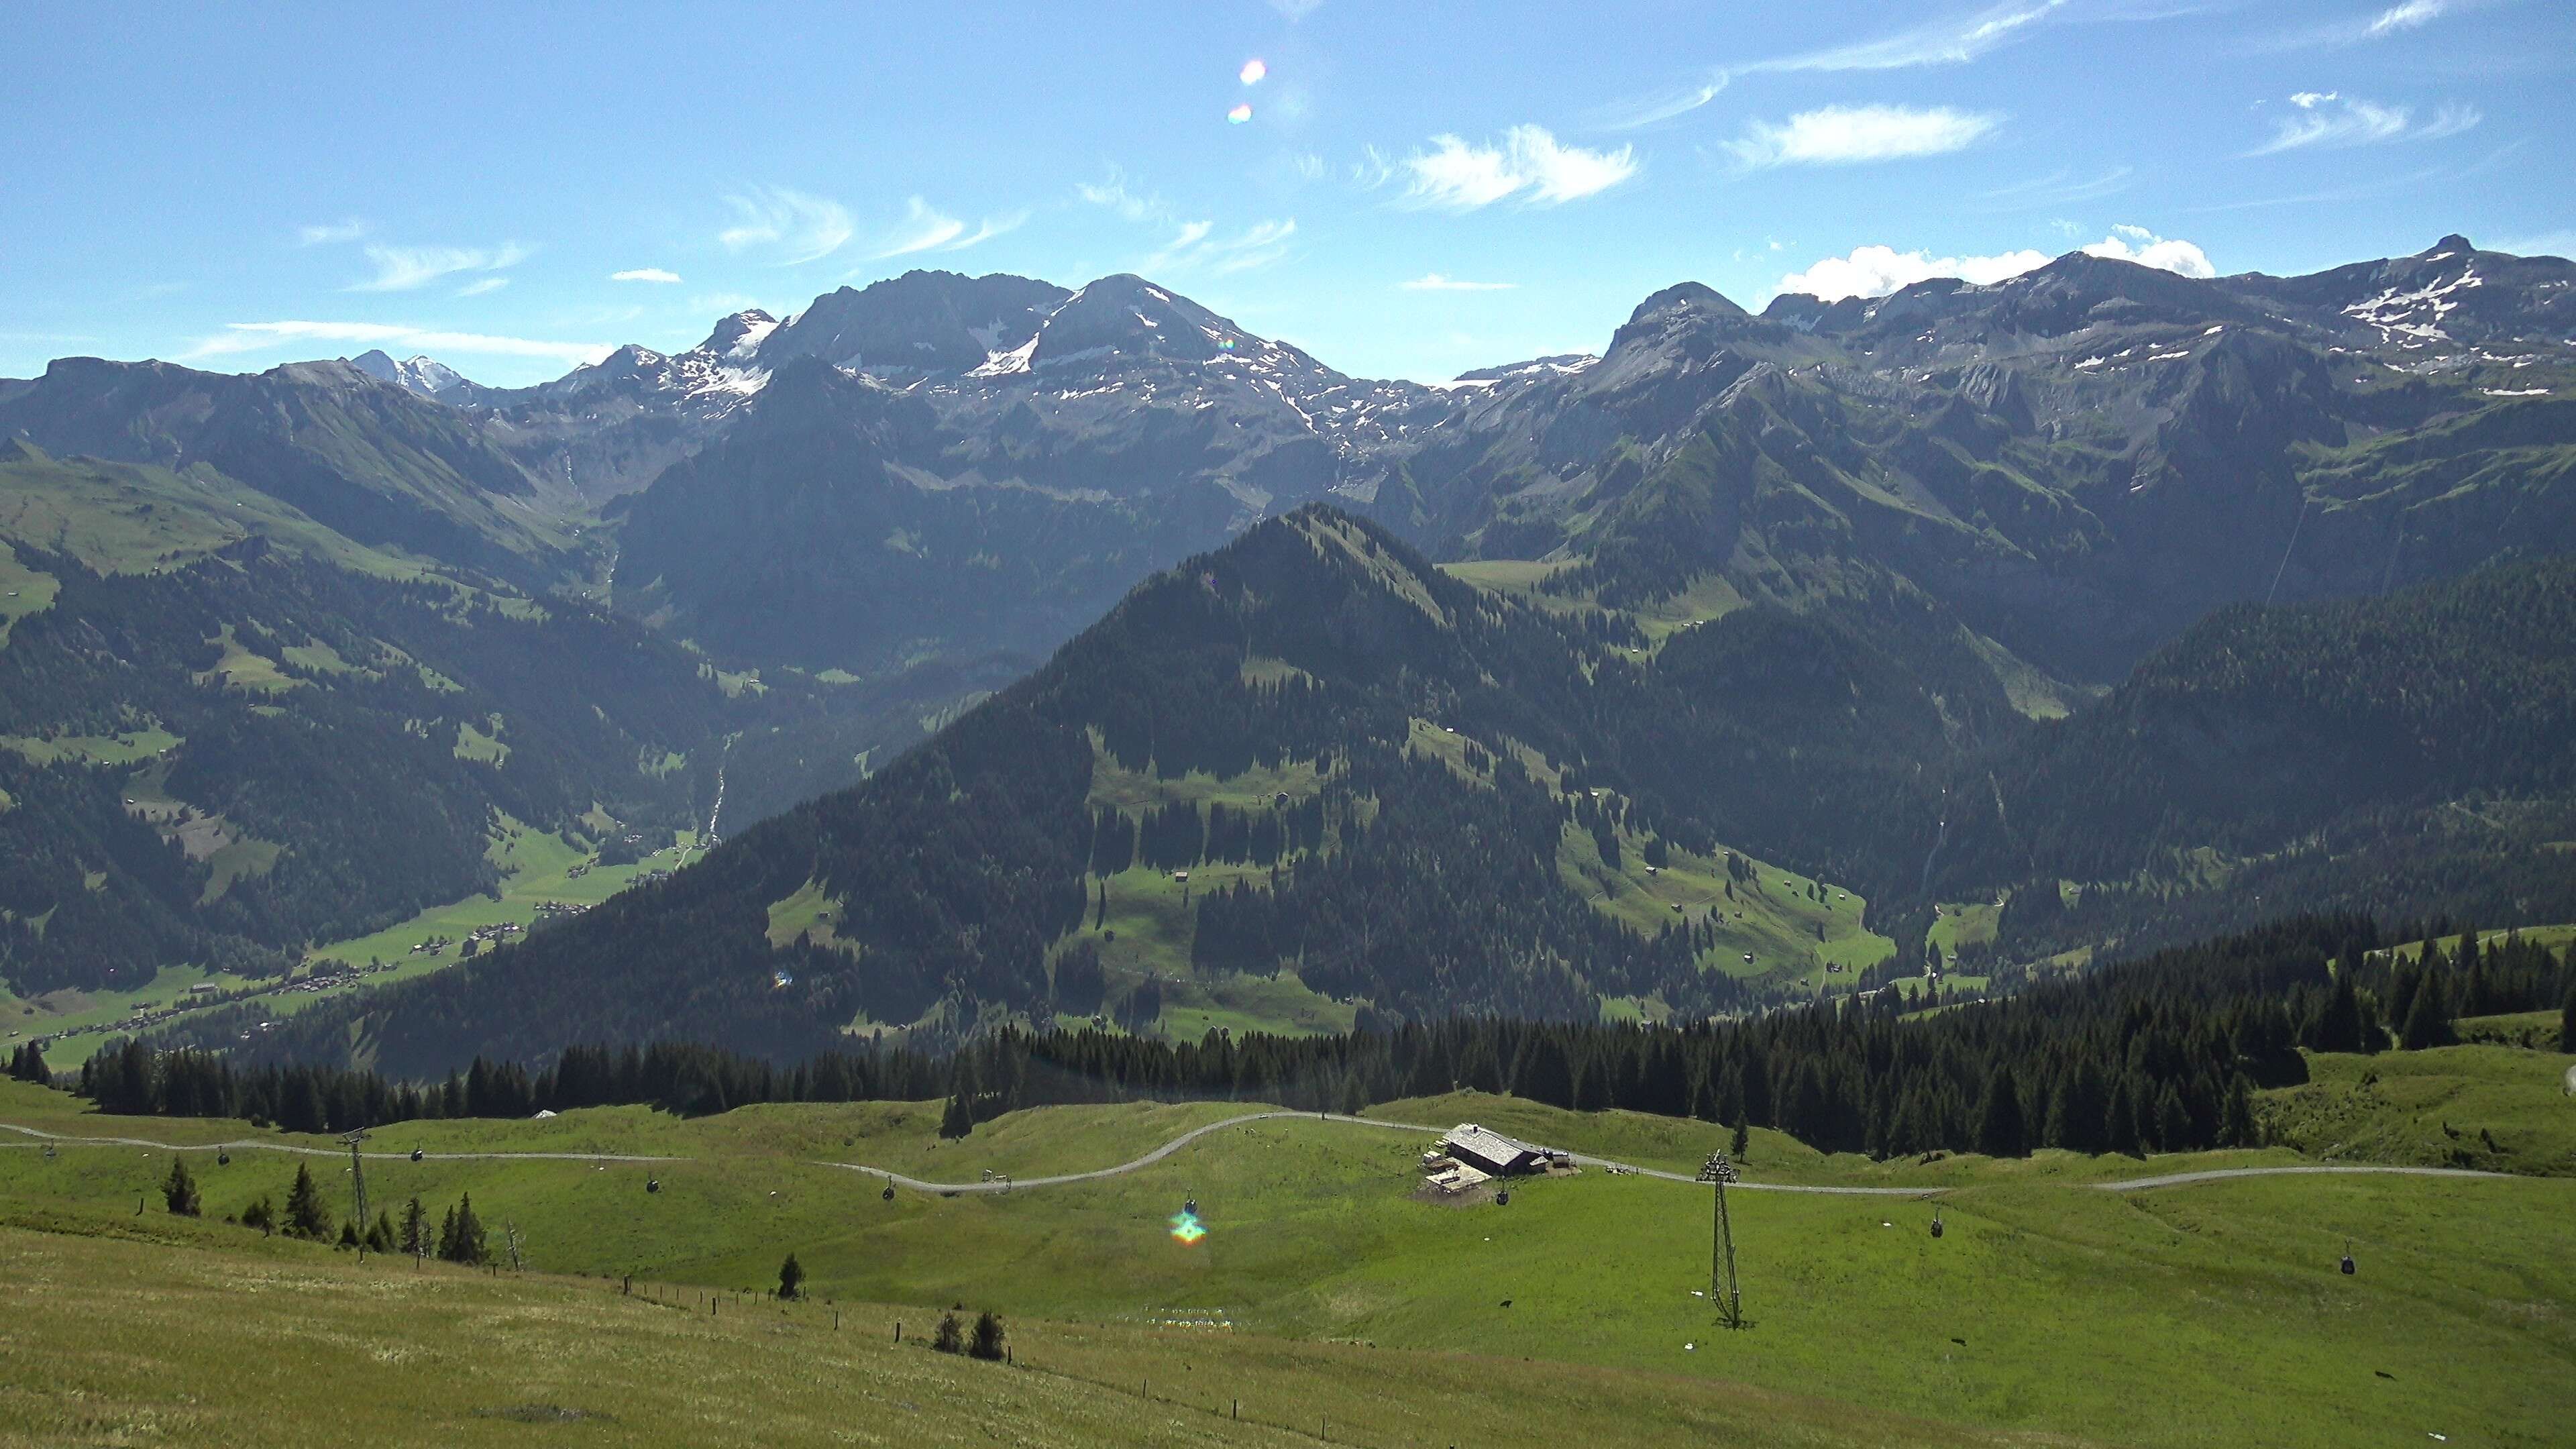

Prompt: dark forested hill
xmin=1941 ymin=554 xmax=2576 ymax=963
xmin=0 ymin=443 xmax=877 ymax=997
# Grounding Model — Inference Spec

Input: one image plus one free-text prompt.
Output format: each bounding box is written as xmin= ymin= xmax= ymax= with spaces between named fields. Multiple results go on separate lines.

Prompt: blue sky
xmin=3 ymin=0 xmax=2566 ymax=386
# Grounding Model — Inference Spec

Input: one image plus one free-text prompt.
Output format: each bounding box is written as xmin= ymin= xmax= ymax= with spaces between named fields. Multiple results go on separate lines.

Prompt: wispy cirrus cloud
xmin=1726 ymin=105 xmax=2000 ymax=168
xmin=181 ymin=320 xmax=613 ymax=367
xmin=1776 ymin=224 xmax=2210 ymax=302
xmin=1979 ymin=165 xmax=2135 ymax=210
xmin=718 ymin=186 xmax=856 ymax=264
xmin=1389 ymin=126 xmax=1638 ymax=209
xmin=453 ymin=277 xmax=509 ymax=297
xmin=1077 ymin=167 xmax=1170 ymax=224
xmin=874 ymin=197 xmax=1028 ymax=259
xmin=1401 ymin=274 xmax=1517 ymax=292
xmin=2266 ymin=0 xmax=2469 ymax=48
xmin=297 ymin=219 xmax=369 ymax=246
xmin=1599 ymin=0 xmax=2078 ymax=129
xmin=1146 ymin=219 xmax=1298 ymax=274
xmin=2247 ymin=91 xmax=2481 ymax=155
xmin=610 ymin=268 xmax=683 ymax=284
xmin=2366 ymin=0 xmax=2449 ymax=36
xmin=350 ymin=242 xmax=529 ymax=292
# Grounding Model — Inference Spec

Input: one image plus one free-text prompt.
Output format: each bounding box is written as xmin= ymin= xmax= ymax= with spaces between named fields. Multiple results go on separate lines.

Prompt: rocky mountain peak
xmin=697 ymin=309 xmax=779 ymax=361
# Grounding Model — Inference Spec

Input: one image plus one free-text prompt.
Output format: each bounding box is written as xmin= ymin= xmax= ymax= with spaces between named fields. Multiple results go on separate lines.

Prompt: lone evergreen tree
xmin=776 ymin=1252 xmax=805 ymax=1300
xmin=939 ymin=1057 xmax=979 ymax=1140
xmin=1729 ymin=1110 xmax=1750 ymax=1161
xmin=400 ymin=1196 xmax=429 ymax=1256
xmin=283 ymin=1163 xmax=332 ymax=1240
xmin=161 ymin=1157 xmax=201 ymax=1217
xmin=969 ymin=1310 xmax=1007 ymax=1361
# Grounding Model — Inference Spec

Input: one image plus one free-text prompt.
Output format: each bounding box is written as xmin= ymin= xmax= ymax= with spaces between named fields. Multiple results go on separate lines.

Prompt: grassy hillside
xmin=5 ymin=1060 xmax=2569 ymax=1449
xmin=0 ymin=1221 xmax=2021 ymax=1449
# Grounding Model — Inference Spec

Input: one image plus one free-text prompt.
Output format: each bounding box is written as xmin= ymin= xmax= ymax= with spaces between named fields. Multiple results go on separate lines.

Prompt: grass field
xmin=0 ymin=1222 xmax=2023 ymax=1449
xmin=3 ymin=1036 xmax=2569 ymax=1449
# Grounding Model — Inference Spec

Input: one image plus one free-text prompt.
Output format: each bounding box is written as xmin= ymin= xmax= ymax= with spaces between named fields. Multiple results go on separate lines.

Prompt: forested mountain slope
xmin=1949 ymin=554 xmax=2576 ymax=963
xmin=218 ymin=506 xmax=2576 ymax=1077
xmin=0 ymin=442 xmax=856 ymax=996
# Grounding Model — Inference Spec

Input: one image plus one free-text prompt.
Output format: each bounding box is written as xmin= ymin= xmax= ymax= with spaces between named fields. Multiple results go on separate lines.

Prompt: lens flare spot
xmin=1226 ymin=103 xmax=1254 ymax=125
xmin=1239 ymin=58 xmax=1267 ymax=86
xmin=1168 ymin=1210 xmax=1208 ymax=1244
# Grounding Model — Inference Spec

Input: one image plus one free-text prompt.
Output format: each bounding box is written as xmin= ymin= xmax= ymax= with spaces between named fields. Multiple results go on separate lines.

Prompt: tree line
xmin=67 ymin=914 xmax=2575 ymax=1160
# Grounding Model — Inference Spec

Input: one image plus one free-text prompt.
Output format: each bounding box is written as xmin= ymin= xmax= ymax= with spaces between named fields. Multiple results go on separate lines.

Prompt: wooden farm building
xmin=1436 ymin=1123 xmax=1547 ymax=1177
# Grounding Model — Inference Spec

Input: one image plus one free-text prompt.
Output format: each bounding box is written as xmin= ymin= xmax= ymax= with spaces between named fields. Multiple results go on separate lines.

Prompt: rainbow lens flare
xmin=1168 ymin=1210 xmax=1208 ymax=1244
xmin=1239 ymin=58 xmax=1267 ymax=85
xmin=1226 ymin=103 xmax=1253 ymax=125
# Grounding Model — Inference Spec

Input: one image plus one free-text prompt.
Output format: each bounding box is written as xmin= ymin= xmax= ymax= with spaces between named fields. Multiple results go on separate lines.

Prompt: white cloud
xmin=1146 ymin=219 xmax=1297 ymax=274
xmin=1599 ymin=1 xmax=2072 ymax=128
xmin=2249 ymin=93 xmax=2479 ymax=154
xmin=1078 ymin=168 xmax=1169 ymax=224
xmin=350 ymin=242 xmax=529 ymax=292
xmin=1726 ymin=105 xmax=1998 ymax=168
xmin=718 ymin=186 xmax=855 ymax=264
xmin=1775 ymin=226 xmax=2212 ymax=301
xmin=1980 ymin=165 xmax=2133 ymax=209
xmin=2079 ymin=224 xmax=2215 ymax=277
xmin=611 ymin=268 xmax=683 ymax=284
xmin=453 ymin=277 xmax=509 ymax=297
xmin=879 ymin=197 xmax=967 ymax=256
xmin=2365 ymin=0 xmax=2447 ymax=36
xmin=1401 ymin=274 xmax=1517 ymax=291
xmin=181 ymin=321 xmax=613 ymax=367
xmin=297 ymin=219 xmax=368 ymax=246
xmin=1777 ymin=244 xmax=2051 ymax=302
xmin=1397 ymin=125 xmax=1638 ymax=209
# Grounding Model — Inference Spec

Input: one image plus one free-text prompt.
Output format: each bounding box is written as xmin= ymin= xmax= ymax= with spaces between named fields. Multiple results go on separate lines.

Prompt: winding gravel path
xmin=0 ymin=1121 xmax=679 ymax=1163
xmin=2089 ymin=1163 xmax=2513 ymax=1191
xmin=4 ymin=1113 xmax=2542 ymax=1198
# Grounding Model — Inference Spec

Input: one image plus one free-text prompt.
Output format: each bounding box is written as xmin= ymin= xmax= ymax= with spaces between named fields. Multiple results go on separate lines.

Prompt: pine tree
xmin=969 ymin=1310 xmax=1007 ymax=1361
xmin=940 ymin=1056 xmax=980 ymax=1140
xmin=2220 ymin=1077 xmax=2258 ymax=1148
xmin=366 ymin=1210 xmax=396 ymax=1254
xmin=2400 ymin=973 xmax=2455 ymax=1051
xmin=161 ymin=1157 xmax=201 ymax=1217
xmin=400 ymin=1196 xmax=429 ymax=1256
xmin=1729 ymin=1110 xmax=1750 ymax=1161
xmin=933 ymin=1311 xmax=965 ymax=1354
xmin=776 ymin=1252 xmax=805 ymax=1300
xmin=1975 ymin=1065 xmax=2025 ymax=1159
xmin=283 ymin=1163 xmax=331 ymax=1240
xmin=439 ymin=1194 xmax=487 ymax=1265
